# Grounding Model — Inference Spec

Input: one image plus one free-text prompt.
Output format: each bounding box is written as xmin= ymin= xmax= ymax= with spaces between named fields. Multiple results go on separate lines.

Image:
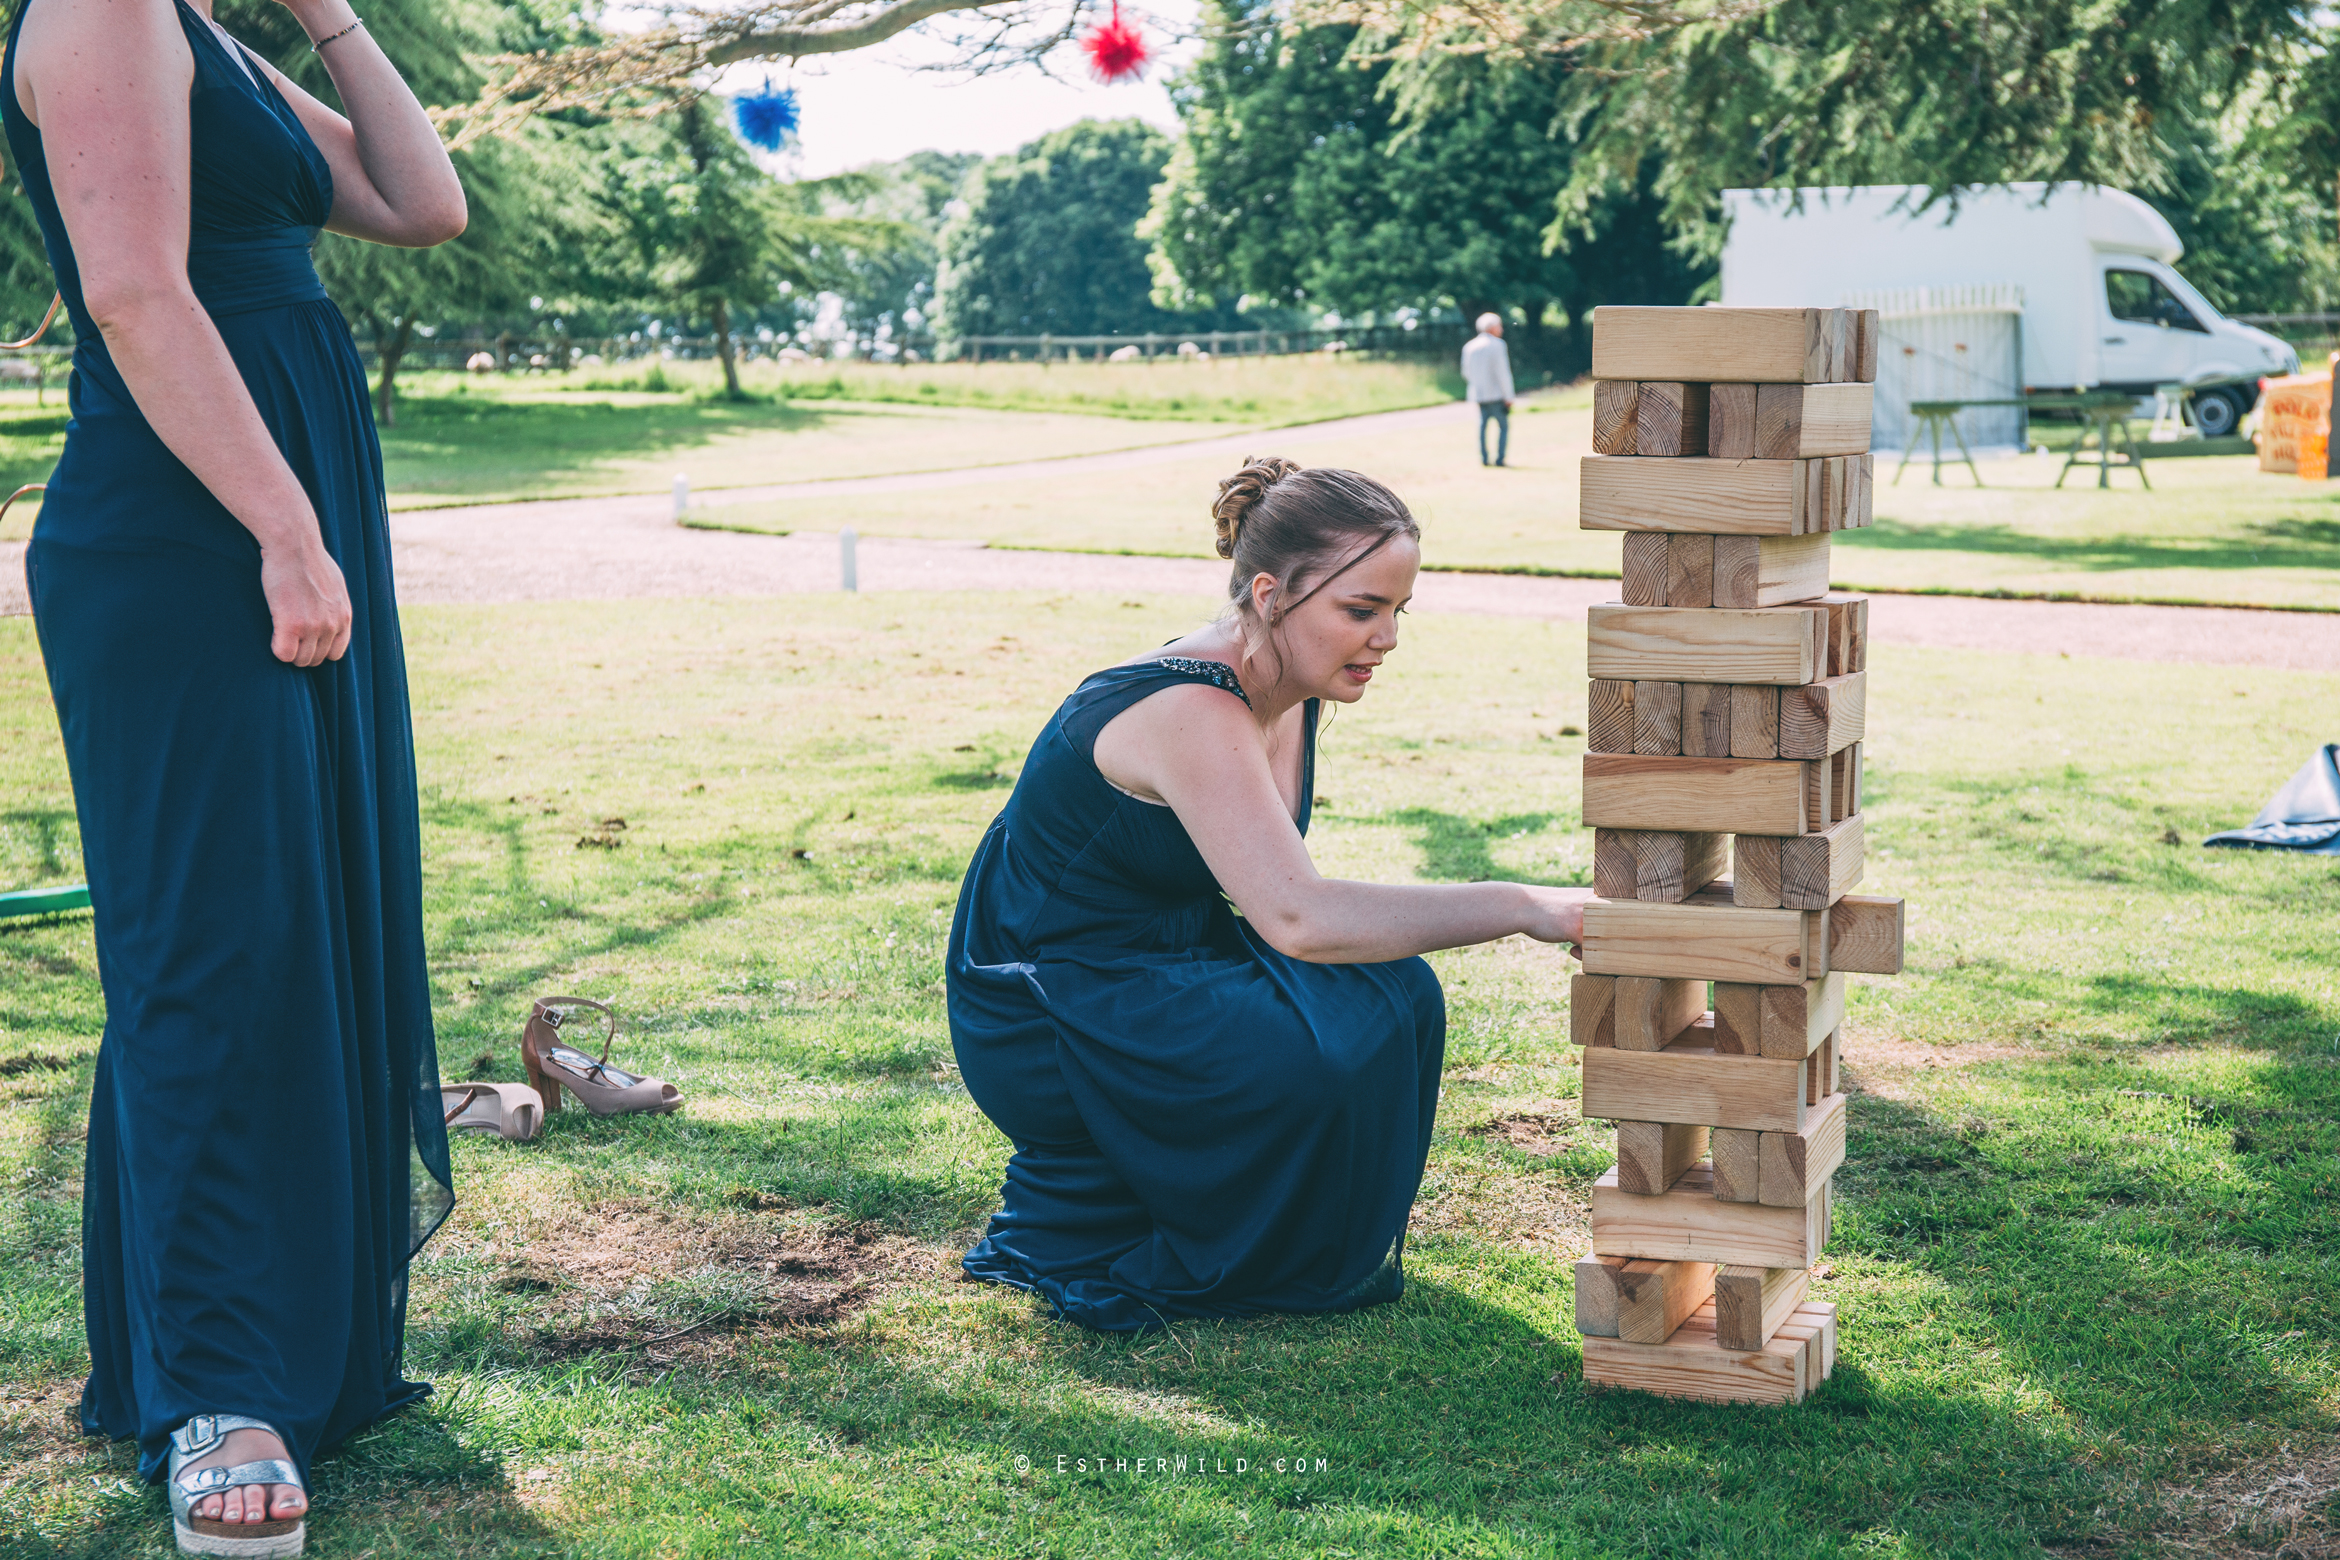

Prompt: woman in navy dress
xmin=5 ymin=0 xmax=464 ymax=1549
xmin=948 ymin=459 xmax=1591 ymax=1332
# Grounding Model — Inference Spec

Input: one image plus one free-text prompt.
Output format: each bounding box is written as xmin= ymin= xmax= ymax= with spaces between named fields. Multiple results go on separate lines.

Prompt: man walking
xmin=1461 ymin=312 xmax=1515 ymax=467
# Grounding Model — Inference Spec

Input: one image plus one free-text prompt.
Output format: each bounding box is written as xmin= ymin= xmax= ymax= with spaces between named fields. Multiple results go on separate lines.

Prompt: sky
xmin=707 ymin=1 xmax=1203 ymax=179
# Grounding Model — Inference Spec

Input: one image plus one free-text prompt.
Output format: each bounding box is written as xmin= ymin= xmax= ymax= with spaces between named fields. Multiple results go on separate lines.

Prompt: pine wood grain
xmin=1582 ymin=754 xmax=1811 ymax=837
xmin=1616 ymin=1122 xmax=1711 ymax=1195
xmin=1582 ymin=1039 xmax=1810 ymax=1132
xmin=1614 ymin=1256 xmax=1718 ymax=1343
xmin=1591 ymin=305 xmax=1840 ymax=384
xmin=1760 ymin=1088 xmax=1847 ymax=1207
xmin=1780 ymin=814 xmax=1864 ymax=910
xmin=1714 ymin=1264 xmax=1812 ymax=1349
xmin=1586 ymin=605 xmax=1825 ymax=686
xmin=1593 ymin=379 xmax=1640 ymax=455
xmin=1779 ymin=671 xmax=1866 ymax=760
xmin=1590 ymin=1164 xmax=1829 ymax=1267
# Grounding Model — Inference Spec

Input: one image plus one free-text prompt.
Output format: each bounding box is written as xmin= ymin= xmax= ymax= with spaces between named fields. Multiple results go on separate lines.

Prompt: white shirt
xmin=1460 ymin=331 xmax=1514 ymax=403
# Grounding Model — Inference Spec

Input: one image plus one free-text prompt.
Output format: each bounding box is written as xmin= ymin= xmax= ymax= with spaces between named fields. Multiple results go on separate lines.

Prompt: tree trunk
xmin=374 ymin=312 xmax=416 ymax=428
xmin=711 ymin=295 xmax=741 ymax=397
xmin=495 ymin=329 xmax=511 ymax=374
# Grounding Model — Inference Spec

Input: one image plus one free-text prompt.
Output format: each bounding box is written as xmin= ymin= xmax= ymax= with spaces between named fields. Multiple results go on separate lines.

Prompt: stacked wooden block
xmin=1569 ymin=307 xmax=1906 ymax=1407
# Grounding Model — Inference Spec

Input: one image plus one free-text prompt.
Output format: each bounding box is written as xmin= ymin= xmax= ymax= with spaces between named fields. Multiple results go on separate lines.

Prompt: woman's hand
xmin=1520 ymin=885 xmax=1593 ymax=952
xmin=260 ymin=539 xmax=353 ymax=666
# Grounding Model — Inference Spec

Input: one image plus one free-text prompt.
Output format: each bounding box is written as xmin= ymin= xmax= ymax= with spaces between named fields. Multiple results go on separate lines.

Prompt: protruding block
xmin=1616 ymin=1121 xmax=1709 ymax=1195
xmin=1587 ymin=604 xmax=1825 ymax=686
xmin=1590 ymin=1164 xmax=1829 ymax=1268
xmin=1591 ymin=306 xmax=1848 ymax=384
xmin=1571 ymin=972 xmax=1617 ymax=1048
xmin=1829 ymin=893 xmax=1904 ymax=975
xmin=1779 ymin=671 xmax=1866 ymax=760
xmin=1593 ymin=380 xmax=1640 ymax=455
xmin=1780 ymin=814 xmax=1864 ymax=910
xmin=1583 ymin=754 xmax=1810 ymax=837
xmin=1714 ymin=1264 xmax=1812 ymax=1349
xmin=1581 ymin=458 xmax=1842 ymax=537
xmin=1574 ymin=1254 xmax=1630 ymax=1336
xmin=1760 ymin=1089 xmax=1847 ymax=1207
xmin=1712 ymin=533 xmax=1831 ymax=611
xmin=1633 ymin=679 xmax=1683 ymax=755
xmin=1730 ymin=685 xmax=1781 ymax=759
xmin=1581 ymin=887 xmax=1823 ymax=983
xmin=1613 ymin=1256 xmax=1717 ymax=1343
xmin=1620 ymin=532 xmax=1670 ymax=606
xmin=1583 ymin=1041 xmax=1809 ymax=1134
xmin=1637 ymin=382 xmax=1709 ymax=458
xmin=1587 ymin=679 xmax=1636 ymax=753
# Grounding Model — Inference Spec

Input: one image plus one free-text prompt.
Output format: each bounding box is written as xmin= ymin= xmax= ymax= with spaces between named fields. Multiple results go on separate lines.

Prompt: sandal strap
xmin=533 ymin=995 xmax=617 ymax=1067
xmin=442 ymin=1083 xmax=495 ymax=1124
xmin=170 ymin=1413 xmax=283 ymax=1458
xmin=178 ymin=1458 xmax=302 ymax=1495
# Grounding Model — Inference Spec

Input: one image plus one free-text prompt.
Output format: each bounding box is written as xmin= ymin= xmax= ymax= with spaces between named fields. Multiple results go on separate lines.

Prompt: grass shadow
xmin=1842 ymin=510 xmax=2340 ymax=575
xmin=1382 ymin=808 xmax=1572 ymax=885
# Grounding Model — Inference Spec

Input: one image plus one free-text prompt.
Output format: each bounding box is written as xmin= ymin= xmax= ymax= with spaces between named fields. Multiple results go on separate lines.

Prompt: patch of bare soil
xmin=2154 ymin=1439 xmax=2340 ymax=1558
xmin=1840 ymin=1029 xmax=2048 ymax=1103
xmin=459 ymin=1202 xmax=950 ymax=1361
xmin=1466 ymin=1111 xmax=1578 ymax=1157
xmin=1410 ymin=1158 xmax=1589 ymax=1257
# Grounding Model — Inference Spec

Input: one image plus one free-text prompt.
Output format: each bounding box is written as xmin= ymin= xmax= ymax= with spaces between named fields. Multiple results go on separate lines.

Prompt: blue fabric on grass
xmin=2205 ymin=744 xmax=2340 ymax=854
xmin=946 ymin=658 xmax=1444 ymax=1332
xmin=3 ymin=0 xmax=452 ymax=1483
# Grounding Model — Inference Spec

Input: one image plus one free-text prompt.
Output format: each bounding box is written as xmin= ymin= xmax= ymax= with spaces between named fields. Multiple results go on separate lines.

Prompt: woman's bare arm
xmin=17 ymin=0 xmax=348 ymax=666
xmin=1095 ymin=685 xmax=1589 ymax=964
xmin=248 ymin=1 xmax=465 ymax=247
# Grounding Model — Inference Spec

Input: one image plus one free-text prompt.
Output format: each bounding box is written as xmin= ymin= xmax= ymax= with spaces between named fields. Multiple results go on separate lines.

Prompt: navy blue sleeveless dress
xmin=3 ymin=3 xmax=451 ymax=1481
xmin=947 ymin=658 xmax=1446 ymax=1332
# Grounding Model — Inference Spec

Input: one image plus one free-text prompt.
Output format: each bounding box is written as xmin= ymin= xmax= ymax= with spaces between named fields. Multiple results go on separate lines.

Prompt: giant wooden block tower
xmin=1568 ymin=306 xmax=1906 ymax=1406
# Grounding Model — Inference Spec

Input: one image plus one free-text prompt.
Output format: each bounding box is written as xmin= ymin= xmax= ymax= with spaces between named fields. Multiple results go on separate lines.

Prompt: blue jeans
xmin=1477 ymin=400 xmax=1509 ymax=465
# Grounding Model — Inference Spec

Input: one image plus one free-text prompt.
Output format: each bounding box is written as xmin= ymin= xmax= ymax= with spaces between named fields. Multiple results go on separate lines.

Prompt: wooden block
xmin=1804 ymin=1031 xmax=1831 ymax=1105
xmin=1616 ymin=1122 xmax=1709 ymax=1195
xmin=1803 ymin=754 xmax=1834 ymax=833
xmin=1593 ymin=380 xmax=1640 ymax=455
xmin=1587 ymin=679 xmax=1636 ymax=753
xmin=1822 ymin=1029 xmax=1839 ymax=1095
xmin=1632 ymin=679 xmax=1683 ymax=755
xmin=1591 ymin=306 xmax=1834 ymax=384
xmin=1758 ymin=971 xmax=1847 ymax=1060
xmin=1787 ymin=385 xmax=1872 ymax=454
xmin=1710 ymin=1128 xmax=1761 ymax=1201
xmin=1711 ymin=983 xmax=1762 ymax=1054
xmin=1579 ymin=457 xmax=1803 ymax=536
xmin=1855 ymin=309 xmax=1879 ymax=381
xmin=1708 ymin=383 xmax=1758 ymax=458
xmin=1582 ymin=1041 xmax=1808 ymax=1133
xmin=1732 ymin=836 xmax=1783 ymax=909
xmin=1574 ymin=1254 xmax=1630 ymax=1336
xmin=1637 ymin=382 xmax=1709 ymax=458
xmin=1712 ymin=533 xmax=1831 ymax=610
xmin=1794 ymin=1298 xmax=1839 ymax=1377
xmin=1804 ymin=308 xmax=1838 ymax=383
xmin=1780 ymin=814 xmax=1864 ymax=910
xmin=1730 ymin=685 xmax=1780 ymax=759
xmin=1779 ymin=671 xmax=1865 ymax=760
xmin=1620 ymin=532 xmax=1670 ymax=606
xmin=1615 ymin=975 xmax=1706 ymax=1051
xmin=1831 ymin=743 xmax=1862 ymax=820
xmin=1855 ymin=452 xmax=1874 ymax=525
xmin=1593 ymin=828 xmax=1640 ymax=899
xmin=1580 ymin=1312 xmax=1806 ymax=1406
xmin=1714 ymin=1264 xmax=1812 ymax=1349
xmin=1581 ymin=887 xmax=1823 ymax=983
xmin=1570 ymin=972 xmax=1617 ymax=1048
xmin=1679 ymin=683 xmax=1731 ymax=758
xmin=1760 ymin=1090 xmax=1846 ymax=1207
xmin=1614 ymin=1257 xmax=1717 ymax=1344
xmin=1590 ymin=1164 xmax=1828 ymax=1267
xmin=1582 ymin=754 xmax=1810 ymax=836
xmin=1587 ymin=605 xmax=1823 ymax=686
xmin=1817 ymin=593 xmax=1868 ymax=677
xmin=1635 ymin=829 xmax=1727 ymax=903
xmin=1666 ymin=533 xmax=1715 ymax=608
xmin=1829 ymin=308 xmax=1855 ymax=381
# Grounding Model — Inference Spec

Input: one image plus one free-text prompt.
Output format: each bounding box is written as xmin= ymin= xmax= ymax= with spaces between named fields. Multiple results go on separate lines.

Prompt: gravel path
xmin=5 ymin=414 xmax=2338 ymax=672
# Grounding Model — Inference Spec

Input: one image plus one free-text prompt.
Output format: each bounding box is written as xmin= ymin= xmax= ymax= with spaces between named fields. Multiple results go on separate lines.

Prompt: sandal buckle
xmin=543 ymin=1009 xmax=564 ymax=1028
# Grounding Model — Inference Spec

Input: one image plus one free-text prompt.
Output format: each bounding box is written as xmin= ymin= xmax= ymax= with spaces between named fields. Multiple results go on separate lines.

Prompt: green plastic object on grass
xmin=0 ymin=884 xmax=91 ymax=919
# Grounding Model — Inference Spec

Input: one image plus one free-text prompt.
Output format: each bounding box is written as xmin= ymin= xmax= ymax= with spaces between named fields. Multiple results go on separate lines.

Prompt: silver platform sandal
xmin=167 ymin=1414 xmax=306 ymax=1557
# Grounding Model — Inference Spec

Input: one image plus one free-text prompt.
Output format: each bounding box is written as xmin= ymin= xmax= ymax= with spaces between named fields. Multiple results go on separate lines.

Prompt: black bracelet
xmin=310 ymin=17 xmax=364 ymax=50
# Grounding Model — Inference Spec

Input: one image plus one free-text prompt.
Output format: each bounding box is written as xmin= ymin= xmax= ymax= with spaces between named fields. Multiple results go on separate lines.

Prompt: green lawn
xmin=3 ymin=595 xmax=2334 ymax=1556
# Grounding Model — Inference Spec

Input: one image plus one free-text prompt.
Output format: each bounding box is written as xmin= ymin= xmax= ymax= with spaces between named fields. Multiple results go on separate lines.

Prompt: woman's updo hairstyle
xmin=1211 ymin=457 xmax=1419 ymax=641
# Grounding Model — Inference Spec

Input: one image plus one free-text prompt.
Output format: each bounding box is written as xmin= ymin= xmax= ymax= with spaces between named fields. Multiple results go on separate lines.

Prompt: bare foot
xmin=181 ymin=1426 xmax=306 ymax=1527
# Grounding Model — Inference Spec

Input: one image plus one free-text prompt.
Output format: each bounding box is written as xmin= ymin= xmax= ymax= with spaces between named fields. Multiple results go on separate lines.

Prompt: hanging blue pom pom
xmin=733 ymin=82 xmax=799 ymax=151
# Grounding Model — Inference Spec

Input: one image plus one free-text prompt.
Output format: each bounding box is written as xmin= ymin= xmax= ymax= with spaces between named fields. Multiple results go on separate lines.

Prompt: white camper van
xmin=1720 ymin=183 xmax=2300 ymax=447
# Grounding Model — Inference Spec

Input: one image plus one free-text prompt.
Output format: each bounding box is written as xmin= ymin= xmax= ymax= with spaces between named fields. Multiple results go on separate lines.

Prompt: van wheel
xmin=2191 ymin=389 xmax=2245 ymax=438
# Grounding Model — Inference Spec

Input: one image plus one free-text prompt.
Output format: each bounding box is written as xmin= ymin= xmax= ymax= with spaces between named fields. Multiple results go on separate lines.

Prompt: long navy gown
xmin=3 ymin=3 xmax=452 ymax=1481
xmin=947 ymin=658 xmax=1446 ymax=1332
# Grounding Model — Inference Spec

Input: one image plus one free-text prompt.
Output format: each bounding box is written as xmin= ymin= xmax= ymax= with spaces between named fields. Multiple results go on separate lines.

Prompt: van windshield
xmin=2105 ymin=269 xmax=2207 ymax=333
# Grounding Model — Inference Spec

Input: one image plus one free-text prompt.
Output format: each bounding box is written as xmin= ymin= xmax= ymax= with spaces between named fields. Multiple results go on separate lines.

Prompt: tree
xmin=825 ymin=151 xmax=984 ymax=350
xmin=1146 ymin=4 xmax=1699 ymax=372
xmin=936 ymin=119 xmax=1240 ymax=342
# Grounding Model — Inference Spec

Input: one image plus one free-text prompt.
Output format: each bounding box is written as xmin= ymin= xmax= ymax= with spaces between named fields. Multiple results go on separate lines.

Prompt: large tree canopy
xmin=1146 ymin=3 xmax=1700 ymax=368
xmin=936 ymin=119 xmax=1239 ymax=340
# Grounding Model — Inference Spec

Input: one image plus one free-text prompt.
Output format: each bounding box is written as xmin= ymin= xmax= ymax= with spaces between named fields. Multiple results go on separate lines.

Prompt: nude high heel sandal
xmin=521 ymin=996 xmax=684 ymax=1118
xmin=439 ymin=1082 xmax=544 ymax=1141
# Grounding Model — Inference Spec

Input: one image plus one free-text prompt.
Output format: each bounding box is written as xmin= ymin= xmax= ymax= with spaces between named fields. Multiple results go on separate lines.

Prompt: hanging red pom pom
xmin=1083 ymin=2 xmax=1150 ymax=83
